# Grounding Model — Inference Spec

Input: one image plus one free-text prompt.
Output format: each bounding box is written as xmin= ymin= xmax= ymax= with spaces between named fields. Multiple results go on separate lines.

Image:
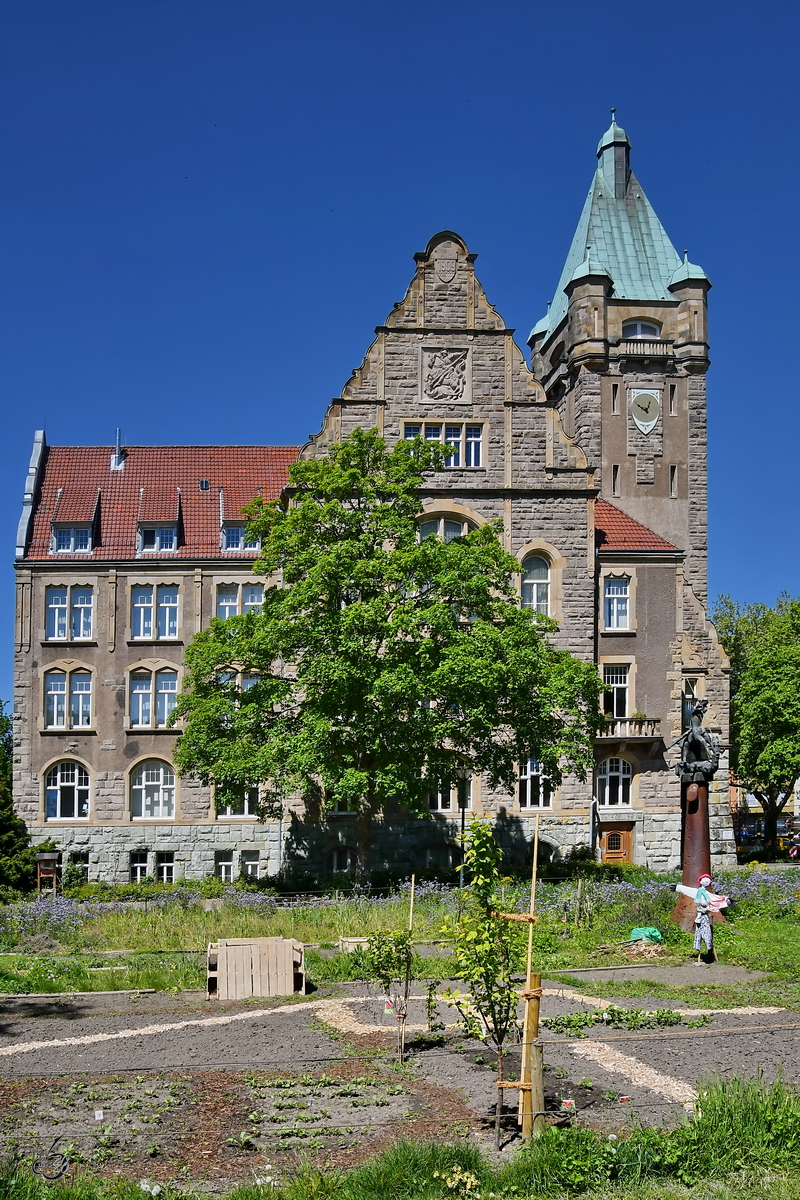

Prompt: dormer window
xmin=53 ymin=525 xmax=92 ymax=554
xmin=622 ymin=320 xmax=661 ymax=340
xmin=223 ymin=525 xmax=260 ymax=552
xmin=139 ymin=525 xmax=176 ymax=553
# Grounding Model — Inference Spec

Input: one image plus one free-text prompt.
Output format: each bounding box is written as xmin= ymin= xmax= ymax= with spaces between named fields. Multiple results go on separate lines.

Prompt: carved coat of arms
xmin=434 ymin=250 xmax=458 ymax=283
xmin=424 ymin=349 xmax=468 ymax=403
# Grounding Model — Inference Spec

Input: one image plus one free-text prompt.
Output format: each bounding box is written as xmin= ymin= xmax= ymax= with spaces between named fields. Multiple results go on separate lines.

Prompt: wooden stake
xmin=399 ymin=875 xmax=415 ymax=1064
xmin=520 ymin=816 xmax=545 ymax=1137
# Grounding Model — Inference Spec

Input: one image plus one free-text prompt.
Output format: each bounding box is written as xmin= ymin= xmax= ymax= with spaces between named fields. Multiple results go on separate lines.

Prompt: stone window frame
xmin=418 ymin=499 xmax=486 ymax=533
xmin=211 ymin=573 xmax=266 ymax=621
xmin=124 ymin=657 xmax=183 ymax=733
xmin=38 ymin=572 xmax=100 ymax=644
xmin=43 ymin=580 xmax=97 ymax=644
xmin=39 ymin=658 xmax=96 ymax=733
xmin=599 ymin=566 xmax=638 ymax=634
xmin=516 ymin=539 xmax=566 ymax=626
xmin=594 ymin=753 xmax=639 ymax=810
xmin=39 ymin=753 xmax=92 ymax=824
xmin=126 ymin=754 xmax=180 ymax=823
xmin=518 ymin=758 xmax=553 ymax=811
xmin=599 ymin=654 xmax=638 ymax=719
xmin=403 ymin=419 xmax=484 ymax=469
xmin=126 ymin=576 xmax=185 ymax=644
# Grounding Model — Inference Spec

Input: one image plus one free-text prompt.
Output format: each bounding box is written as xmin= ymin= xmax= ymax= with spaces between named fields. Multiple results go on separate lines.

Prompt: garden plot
xmin=0 ymin=1075 xmax=191 ymax=1169
xmin=236 ymin=1069 xmax=416 ymax=1156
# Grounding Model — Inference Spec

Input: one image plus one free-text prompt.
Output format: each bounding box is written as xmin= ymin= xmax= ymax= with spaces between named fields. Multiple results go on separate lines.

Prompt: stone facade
xmin=11 ymin=120 xmax=736 ymax=881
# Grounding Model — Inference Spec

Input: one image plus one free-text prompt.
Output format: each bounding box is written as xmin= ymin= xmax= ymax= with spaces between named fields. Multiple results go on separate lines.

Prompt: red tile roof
xmin=24 ymin=444 xmax=301 ymax=561
xmin=595 ymin=498 xmax=680 ymax=553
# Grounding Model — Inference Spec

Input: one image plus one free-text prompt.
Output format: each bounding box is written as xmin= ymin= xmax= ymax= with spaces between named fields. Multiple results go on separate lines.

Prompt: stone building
xmin=12 ymin=117 xmax=736 ymax=881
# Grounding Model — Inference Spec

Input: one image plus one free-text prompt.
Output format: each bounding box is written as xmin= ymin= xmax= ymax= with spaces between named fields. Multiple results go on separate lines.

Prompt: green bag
xmin=630 ymin=926 xmax=662 ymax=943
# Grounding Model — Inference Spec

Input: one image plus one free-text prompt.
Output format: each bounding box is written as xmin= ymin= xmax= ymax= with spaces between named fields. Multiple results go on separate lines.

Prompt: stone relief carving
xmin=423 ymin=349 xmax=468 ymax=403
xmin=434 ymin=248 xmax=458 ymax=283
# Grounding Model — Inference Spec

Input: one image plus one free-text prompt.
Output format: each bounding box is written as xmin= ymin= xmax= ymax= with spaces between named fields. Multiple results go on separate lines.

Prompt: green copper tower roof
xmin=529 ymin=116 xmax=708 ymax=346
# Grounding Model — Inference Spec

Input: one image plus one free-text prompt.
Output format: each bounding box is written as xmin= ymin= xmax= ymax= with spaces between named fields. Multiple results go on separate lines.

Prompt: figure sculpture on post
xmin=670 ymin=699 xmax=722 ymax=934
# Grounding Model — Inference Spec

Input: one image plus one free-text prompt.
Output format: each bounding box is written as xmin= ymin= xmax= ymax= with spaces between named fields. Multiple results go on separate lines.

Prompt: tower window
xmin=669 ymin=465 xmax=678 ymax=498
xmin=611 ymin=464 xmax=620 ymax=496
xmin=622 ymin=320 xmax=661 ymax=340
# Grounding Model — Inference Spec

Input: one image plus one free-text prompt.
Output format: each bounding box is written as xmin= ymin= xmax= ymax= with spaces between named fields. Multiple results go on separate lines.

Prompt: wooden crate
xmin=207 ymin=937 xmax=305 ymax=1000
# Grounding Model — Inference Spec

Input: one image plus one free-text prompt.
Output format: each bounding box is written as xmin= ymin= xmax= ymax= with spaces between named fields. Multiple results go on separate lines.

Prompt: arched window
xmin=622 ymin=319 xmax=661 ymax=340
xmin=596 ymin=757 xmax=632 ymax=807
xmin=521 ymin=556 xmax=550 ymax=615
xmin=418 ymin=515 xmax=474 ymax=542
xmin=130 ymin=759 xmax=175 ymax=820
xmin=44 ymin=669 xmax=92 ymax=729
xmin=45 ymin=761 xmax=90 ymax=820
xmin=129 ymin=670 xmax=178 ymax=728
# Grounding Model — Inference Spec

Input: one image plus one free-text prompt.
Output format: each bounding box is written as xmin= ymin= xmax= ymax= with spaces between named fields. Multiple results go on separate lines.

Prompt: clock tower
xmin=528 ymin=115 xmax=711 ymax=604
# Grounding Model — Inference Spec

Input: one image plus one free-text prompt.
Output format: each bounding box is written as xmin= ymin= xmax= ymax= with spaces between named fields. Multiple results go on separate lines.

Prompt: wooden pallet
xmin=207 ymin=937 xmax=305 ymax=1000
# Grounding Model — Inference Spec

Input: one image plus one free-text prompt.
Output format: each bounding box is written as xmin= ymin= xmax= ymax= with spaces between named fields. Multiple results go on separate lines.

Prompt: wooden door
xmin=600 ymin=824 xmax=634 ymax=863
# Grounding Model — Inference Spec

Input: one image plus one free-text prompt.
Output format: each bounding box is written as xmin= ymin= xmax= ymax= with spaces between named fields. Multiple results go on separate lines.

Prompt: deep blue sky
xmin=1 ymin=0 xmax=797 ymax=703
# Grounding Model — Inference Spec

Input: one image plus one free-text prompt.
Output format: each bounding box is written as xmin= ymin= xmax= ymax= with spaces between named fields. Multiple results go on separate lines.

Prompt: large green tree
xmin=174 ymin=428 xmax=604 ymax=876
xmin=713 ymin=594 xmax=800 ymax=857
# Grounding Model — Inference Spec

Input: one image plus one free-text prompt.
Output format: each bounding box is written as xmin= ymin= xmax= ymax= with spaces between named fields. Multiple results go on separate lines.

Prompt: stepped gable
xmin=24 ymin=444 xmax=300 ymax=560
xmin=594 ymin=497 xmax=680 ymax=553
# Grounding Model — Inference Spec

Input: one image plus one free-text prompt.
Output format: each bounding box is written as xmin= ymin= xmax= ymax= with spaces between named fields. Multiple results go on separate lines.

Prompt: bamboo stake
xmin=399 ymin=875 xmax=416 ymax=1063
xmin=520 ymin=815 xmax=545 ymax=1138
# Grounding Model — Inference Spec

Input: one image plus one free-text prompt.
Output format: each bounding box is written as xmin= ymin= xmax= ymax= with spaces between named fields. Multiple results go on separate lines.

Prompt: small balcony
xmin=616 ymin=339 xmax=672 ymax=358
xmin=597 ymin=716 xmax=662 ymax=755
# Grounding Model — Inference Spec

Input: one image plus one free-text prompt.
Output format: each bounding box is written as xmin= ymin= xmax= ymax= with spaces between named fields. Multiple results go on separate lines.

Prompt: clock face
xmin=629 ymin=389 xmax=661 ymax=435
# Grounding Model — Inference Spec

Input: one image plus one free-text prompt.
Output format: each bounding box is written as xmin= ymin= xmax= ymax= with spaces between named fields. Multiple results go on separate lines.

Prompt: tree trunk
xmin=494 ymin=1045 xmax=504 ymax=1151
xmin=759 ymin=795 xmax=785 ymax=860
xmin=355 ymin=789 xmax=374 ymax=881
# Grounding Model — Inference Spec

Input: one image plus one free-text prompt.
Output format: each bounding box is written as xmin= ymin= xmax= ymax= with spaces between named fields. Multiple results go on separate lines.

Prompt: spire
xmin=529 ymin=117 xmax=696 ymax=348
xmin=596 ymin=108 xmax=631 ymax=200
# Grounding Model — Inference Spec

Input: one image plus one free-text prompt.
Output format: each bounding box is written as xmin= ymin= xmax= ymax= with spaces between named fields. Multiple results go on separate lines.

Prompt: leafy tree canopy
xmin=173 ymin=428 xmax=604 ymax=875
xmin=713 ymin=594 xmax=800 ymax=853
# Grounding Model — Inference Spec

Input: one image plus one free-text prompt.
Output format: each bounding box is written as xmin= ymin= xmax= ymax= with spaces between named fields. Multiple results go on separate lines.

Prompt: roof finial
xmin=684 ymin=249 xmax=689 ymax=262
xmin=610 ymin=106 xmax=616 ymax=123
